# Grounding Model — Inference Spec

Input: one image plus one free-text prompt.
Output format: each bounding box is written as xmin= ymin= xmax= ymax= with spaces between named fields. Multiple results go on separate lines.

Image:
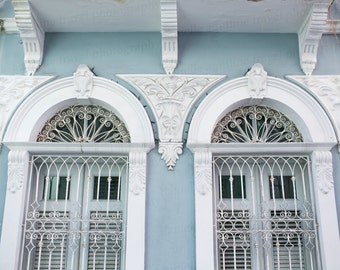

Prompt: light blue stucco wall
xmin=0 ymin=32 xmax=340 ymax=269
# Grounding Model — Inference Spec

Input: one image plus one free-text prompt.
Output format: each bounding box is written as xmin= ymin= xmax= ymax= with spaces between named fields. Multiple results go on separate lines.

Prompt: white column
xmin=0 ymin=150 xmax=29 ymax=270
xmin=312 ymin=151 xmax=340 ymax=270
xmin=125 ymin=151 xmax=147 ymax=270
xmin=194 ymin=151 xmax=215 ymax=270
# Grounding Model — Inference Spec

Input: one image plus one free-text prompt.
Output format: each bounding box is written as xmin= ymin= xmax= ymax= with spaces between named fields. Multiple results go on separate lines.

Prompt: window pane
xmin=93 ymin=176 xmax=120 ymax=200
xmin=43 ymin=176 xmax=70 ymax=200
xmin=220 ymin=175 xmax=246 ymax=199
xmin=269 ymin=176 xmax=295 ymax=199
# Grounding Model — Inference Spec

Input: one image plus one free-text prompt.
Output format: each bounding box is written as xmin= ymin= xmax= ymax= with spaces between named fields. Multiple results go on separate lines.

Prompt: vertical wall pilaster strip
xmin=0 ymin=150 xmax=29 ymax=270
xmin=312 ymin=150 xmax=340 ymax=270
xmin=125 ymin=151 xmax=147 ymax=270
xmin=194 ymin=151 xmax=215 ymax=270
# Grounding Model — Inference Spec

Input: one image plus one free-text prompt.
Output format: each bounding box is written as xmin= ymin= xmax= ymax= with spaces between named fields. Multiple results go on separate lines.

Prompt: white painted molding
xmin=194 ymin=151 xmax=212 ymax=195
xmin=187 ymin=74 xmax=336 ymax=145
xmin=0 ymin=75 xmax=55 ymax=143
xmin=246 ymin=63 xmax=268 ymax=99
xmin=313 ymin=151 xmax=334 ymax=194
xmin=287 ymin=75 xmax=340 ymax=148
xmin=73 ymin=64 xmax=94 ymax=99
xmin=7 ymin=150 xmax=28 ymax=193
xmin=158 ymin=142 xmax=182 ymax=170
xmin=12 ymin=0 xmax=45 ymax=75
xmin=160 ymin=0 xmax=178 ymax=74
xmin=4 ymin=70 xmax=155 ymax=145
xmin=298 ymin=3 xmax=328 ymax=75
xmin=129 ymin=151 xmax=147 ymax=195
xmin=118 ymin=74 xmax=224 ymax=169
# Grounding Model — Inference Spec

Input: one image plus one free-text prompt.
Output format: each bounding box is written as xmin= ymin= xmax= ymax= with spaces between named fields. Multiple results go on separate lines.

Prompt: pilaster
xmin=0 ymin=150 xmax=29 ymax=270
xmin=125 ymin=151 xmax=147 ymax=270
xmin=311 ymin=150 xmax=340 ymax=270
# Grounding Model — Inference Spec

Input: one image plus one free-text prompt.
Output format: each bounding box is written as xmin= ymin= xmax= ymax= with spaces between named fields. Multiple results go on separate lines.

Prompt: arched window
xmin=22 ymin=105 xmax=130 ymax=270
xmin=188 ymin=75 xmax=339 ymax=270
xmin=37 ymin=105 xmax=130 ymax=143
xmin=211 ymin=105 xmax=303 ymax=143
xmin=212 ymin=106 xmax=317 ymax=269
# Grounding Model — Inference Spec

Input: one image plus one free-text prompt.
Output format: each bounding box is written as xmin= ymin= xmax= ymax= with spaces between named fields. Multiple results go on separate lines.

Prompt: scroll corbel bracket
xmin=161 ymin=0 xmax=178 ymax=74
xmin=298 ymin=3 xmax=328 ymax=76
xmin=12 ymin=0 xmax=45 ymax=75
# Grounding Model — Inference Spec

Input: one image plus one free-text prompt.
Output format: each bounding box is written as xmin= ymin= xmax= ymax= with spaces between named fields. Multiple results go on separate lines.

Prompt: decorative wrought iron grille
xmin=22 ymin=155 xmax=128 ymax=270
xmin=211 ymin=106 xmax=303 ymax=143
xmin=213 ymin=155 xmax=318 ymax=270
xmin=37 ymin=105 xmax=130 ymax=143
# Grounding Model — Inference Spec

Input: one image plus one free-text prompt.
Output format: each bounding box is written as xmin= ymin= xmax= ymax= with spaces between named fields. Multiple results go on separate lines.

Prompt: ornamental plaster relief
xmin=246 ymin=63 xmax=267 ymax=99
xmin=0 ymin=76 xmax=54 ymax=142
xmin=119 ymin=74 xmax=224 ymax=169
xmin=12 ymin=0 xmax=45 ymax=75
xmin=313 ymin=151 xmax=334 ymax=194
xmin=7 ymin=150 xmax=29 ymax=193
xmin=129 ymin=152 xmax=147 ymax=195
xmin=298 ymin=4 xmax=328 ymax=75
xmin=287 ymin=75 xmax=340 ymax=146
xmin=194 ymin=151 xmax=212 ymax=195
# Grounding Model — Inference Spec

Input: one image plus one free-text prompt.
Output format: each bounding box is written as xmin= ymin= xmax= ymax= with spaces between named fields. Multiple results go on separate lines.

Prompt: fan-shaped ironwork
xmin=211 ymin=105 xmax=303 ymax=143
xmin=37 ymin=105 xmax=130 ymax=143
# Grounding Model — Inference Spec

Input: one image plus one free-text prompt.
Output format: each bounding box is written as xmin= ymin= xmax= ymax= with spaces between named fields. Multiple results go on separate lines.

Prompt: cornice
xmin=287 ymin=75 xmax=340 ymax=149
xmin=298 ymin=3 xmax=328 ymax=75
xmin=118 ymin=74 xmax=225 ymax=169
xmin=160 ymin=0 xmax=177 ymax=74
xmin=11 ymin=0 xmax=45 ymax=75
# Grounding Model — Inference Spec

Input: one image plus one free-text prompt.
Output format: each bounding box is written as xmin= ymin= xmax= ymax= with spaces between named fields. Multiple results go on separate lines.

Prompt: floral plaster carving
xmin=0 ymin=76 xmax=54 ymax=142
xmin=158 ymin=142 xmax=182 ymax=170
xmin=129 ymin=152 xmax=147 ymax=195
xmin=313 ymin=151 xmax=334 ymax=194
xmin=246 ymin=63 xmax=267 ymax=98
xmin=119 ymin=74 xmax=224 ymax=169
xmin=73 ymin=64 xmax=94 ymax=98
xmin=7 ymin=150 xmax=29 ymax=193
xmin=287 ymin=75 xmax=340 ymax=146
xmin=194 ymin=151 xmax=212 ymax=195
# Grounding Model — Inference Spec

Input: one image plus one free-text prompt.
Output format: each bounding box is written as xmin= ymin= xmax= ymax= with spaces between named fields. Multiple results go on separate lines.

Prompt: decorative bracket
xmin=298 ymin=3 xmax=328 ymax=75
xmin=160 ymin=0 xmax=178 ymax=74
xmin=118 ymin=74 xmax=225 ymax=169
xmin=11 ymin=0 xmax=45 ymax=75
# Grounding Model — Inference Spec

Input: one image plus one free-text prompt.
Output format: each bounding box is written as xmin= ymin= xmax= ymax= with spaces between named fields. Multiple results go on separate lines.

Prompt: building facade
xmin=0 ymin=0 xmax=340 ymax=269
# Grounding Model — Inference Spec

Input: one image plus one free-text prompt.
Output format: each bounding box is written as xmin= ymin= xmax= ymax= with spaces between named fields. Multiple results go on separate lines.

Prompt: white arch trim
xmin=3 ymin=76 xmax=155 ymax=144
xmin=188 ymin=76 xmax=336 ymax=145
xmin=187 ymin=74 xmax=339 ymax=270
xmin=0 ymin=74 xmax=154 ymax=270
